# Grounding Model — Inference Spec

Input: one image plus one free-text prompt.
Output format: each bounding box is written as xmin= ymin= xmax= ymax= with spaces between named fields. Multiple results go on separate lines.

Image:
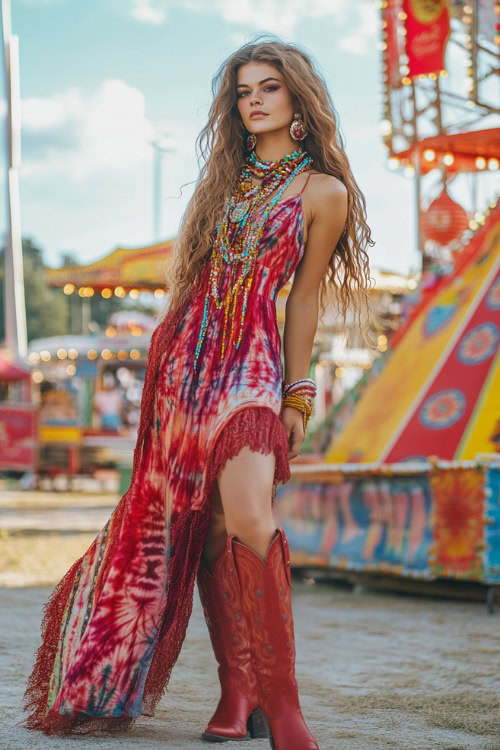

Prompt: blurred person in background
xmin=93 ymin=372 xmax=124 ymax=433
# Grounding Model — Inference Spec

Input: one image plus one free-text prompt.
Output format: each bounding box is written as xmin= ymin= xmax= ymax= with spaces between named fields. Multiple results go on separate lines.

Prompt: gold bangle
xmin=282 ymin=393 xmax=313 ymax=433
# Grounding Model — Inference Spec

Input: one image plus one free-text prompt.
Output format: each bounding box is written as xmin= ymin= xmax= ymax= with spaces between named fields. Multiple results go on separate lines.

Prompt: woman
xmin=22 ymin=37 xmax=374 ymax=748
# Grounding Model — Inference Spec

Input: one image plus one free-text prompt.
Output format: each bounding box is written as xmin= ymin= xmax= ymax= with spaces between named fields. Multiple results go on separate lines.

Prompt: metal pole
xmin=153 ymin=146 xmax=161 ymax=241
xmin=414 ymin=145 xmax=423 ymax=263
xmin=151 ymin=136 xmax=174 ymax=243
xmin=1 ymin=0 xmax=27 ymax=360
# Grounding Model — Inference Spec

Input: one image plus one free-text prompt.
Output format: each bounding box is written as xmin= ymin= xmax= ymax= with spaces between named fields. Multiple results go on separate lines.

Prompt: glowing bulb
xmin=380 ymin=119 xmax=392 ymax=137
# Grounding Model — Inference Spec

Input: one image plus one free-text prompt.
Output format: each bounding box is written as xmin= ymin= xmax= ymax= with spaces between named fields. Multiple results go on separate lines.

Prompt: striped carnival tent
xmin=326 ymin=202 xmax=500 ymax=464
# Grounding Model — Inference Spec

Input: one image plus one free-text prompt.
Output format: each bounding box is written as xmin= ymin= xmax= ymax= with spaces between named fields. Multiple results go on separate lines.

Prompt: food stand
xmin=0 ymin=351 xmax=37 ymax=474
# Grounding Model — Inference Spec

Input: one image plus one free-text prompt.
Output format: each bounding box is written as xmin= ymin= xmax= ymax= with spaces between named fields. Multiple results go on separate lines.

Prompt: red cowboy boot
xmin=231 ymin=528 xmax=319 ymax=750
xmin=196 ymin=534 xmax=267 ymax=742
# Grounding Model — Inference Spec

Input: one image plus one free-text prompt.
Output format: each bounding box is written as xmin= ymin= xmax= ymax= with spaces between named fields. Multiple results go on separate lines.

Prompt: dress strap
xmin=300 ymin=171 xmax=314 ymax=195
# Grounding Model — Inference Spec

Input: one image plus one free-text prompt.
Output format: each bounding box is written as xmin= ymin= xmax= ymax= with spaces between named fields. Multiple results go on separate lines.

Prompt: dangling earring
xmin=246 ymin=132 xmax=257 ymax=151
xmin=290 ymin=112 xmax=307 ymax=141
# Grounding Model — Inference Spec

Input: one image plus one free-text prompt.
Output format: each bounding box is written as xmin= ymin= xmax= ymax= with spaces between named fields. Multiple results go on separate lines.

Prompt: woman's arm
xmin=281 ymin=174 xmax=348 ymax=459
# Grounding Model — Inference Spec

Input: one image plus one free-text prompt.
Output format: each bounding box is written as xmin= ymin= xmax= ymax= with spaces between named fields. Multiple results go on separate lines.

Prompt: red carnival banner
xmin=383 ymin=0 xmax=402 ymax=88
xmin=403 ymin=0 xmax=451 ymax=77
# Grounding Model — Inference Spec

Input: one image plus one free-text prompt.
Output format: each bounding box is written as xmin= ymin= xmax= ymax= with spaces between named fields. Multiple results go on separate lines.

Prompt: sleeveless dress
xmin=22 ymin=177 xmax=310 ymax=736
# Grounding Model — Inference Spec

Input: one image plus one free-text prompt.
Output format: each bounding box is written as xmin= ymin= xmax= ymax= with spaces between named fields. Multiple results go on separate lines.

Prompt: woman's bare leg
xmin=216 ymin=446 xmax=276 ymax=561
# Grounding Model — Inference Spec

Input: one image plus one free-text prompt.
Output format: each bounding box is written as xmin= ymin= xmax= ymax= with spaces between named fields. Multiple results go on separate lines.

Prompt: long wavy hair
xmin=161 ymin=34 xmax=377 ymax=347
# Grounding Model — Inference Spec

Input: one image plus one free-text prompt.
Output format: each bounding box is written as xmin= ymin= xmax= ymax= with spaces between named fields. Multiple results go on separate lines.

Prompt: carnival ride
xmin=273 ymin=0 xmax=500 ymax=606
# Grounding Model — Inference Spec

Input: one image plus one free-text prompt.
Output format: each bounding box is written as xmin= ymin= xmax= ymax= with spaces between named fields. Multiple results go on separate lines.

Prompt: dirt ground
xmin=1 ymin=491 xmax=499 ymax=750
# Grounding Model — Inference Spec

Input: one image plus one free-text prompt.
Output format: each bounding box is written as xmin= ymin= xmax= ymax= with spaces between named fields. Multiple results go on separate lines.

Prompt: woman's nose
xmin=249 ymin=92 xmax=262 ymax=106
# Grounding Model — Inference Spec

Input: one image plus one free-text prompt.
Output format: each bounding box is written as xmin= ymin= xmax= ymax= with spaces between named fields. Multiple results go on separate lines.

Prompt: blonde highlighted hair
xmin=162 ymin=34 xmax=376 ymax=346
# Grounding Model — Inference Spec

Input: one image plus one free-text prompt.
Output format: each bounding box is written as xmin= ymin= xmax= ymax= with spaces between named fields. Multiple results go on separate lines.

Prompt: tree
xmin=0 ymin=237 xmax=69 ymax=342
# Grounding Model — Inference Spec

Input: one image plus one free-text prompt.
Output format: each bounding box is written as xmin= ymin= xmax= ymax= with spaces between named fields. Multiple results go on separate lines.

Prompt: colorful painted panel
xmin=385 ymin=264 xmax=500 ymax=462
xmin=484 ymin=466 xmax=500 ymax=583
xmin=276 ymin=462 xmax=500 ymax=584
xmin=275 ymin=474 xmax=433 ymax=578
xmin=326 ymin=206 xmax=500 ymax=463
xmin=429 ymin=467 xmax=486 ymax=580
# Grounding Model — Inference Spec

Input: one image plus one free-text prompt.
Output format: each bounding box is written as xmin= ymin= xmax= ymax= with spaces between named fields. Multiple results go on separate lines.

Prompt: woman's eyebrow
xmin=236 ymin=77 xmax=281 ymax=89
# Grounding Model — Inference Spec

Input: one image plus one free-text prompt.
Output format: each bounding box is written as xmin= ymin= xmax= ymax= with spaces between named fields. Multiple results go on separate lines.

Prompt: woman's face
xmin=236 ymin=61 xmax=294 ymax=136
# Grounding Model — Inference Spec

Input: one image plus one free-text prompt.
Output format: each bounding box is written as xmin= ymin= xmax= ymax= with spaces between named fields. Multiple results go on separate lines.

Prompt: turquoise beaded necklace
xmin=193 ymin=146 xmax=313 ymax=375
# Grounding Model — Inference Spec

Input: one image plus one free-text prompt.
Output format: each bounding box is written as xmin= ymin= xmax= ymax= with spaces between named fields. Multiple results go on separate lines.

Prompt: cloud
xmin=19 ymin=79 xmax=156 ymax=182
xmin=130 ymin=0 xmax=167 ymax=25
xmin=123 ymin=0 xmax=349 ymax=36
xmin=16 ymin=0 xmax=68 ymax=5
xmin=337 ymin=1 xmax=378 ymax=56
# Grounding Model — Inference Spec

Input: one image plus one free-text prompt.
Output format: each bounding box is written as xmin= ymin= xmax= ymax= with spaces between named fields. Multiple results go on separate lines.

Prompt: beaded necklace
xmin=193 ymin=146 xmax=313 ymax=374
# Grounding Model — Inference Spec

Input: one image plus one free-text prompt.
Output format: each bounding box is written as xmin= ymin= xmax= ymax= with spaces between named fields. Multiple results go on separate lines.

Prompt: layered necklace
xmin=193 ymin=146 xmax=313 ymax=374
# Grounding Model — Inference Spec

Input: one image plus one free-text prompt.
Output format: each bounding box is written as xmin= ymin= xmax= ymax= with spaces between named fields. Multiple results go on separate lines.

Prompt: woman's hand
xmin=280 ymin=405 xmax=305 ymax=461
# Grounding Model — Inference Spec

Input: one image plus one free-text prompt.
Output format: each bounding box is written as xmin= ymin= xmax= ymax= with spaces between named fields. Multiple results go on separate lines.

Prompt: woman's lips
xmin=250 ymin=112 xmax=268 ymax=119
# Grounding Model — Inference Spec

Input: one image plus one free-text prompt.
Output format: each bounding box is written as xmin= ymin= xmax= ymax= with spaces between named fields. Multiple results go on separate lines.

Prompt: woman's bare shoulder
xmin=302 ymin=170 xmax=347 ymax=235
xmin=308 ymin=170 xmax=347 ymax=201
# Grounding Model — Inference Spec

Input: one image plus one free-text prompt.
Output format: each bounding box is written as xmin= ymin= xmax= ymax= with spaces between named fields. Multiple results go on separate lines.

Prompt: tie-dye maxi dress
xmin=22 ymin=188 xmax=308 ymax=736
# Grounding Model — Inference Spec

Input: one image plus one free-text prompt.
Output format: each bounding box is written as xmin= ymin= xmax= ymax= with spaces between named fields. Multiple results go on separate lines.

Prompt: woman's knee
xmin=217 ymin=451 xmax=275 ymax=532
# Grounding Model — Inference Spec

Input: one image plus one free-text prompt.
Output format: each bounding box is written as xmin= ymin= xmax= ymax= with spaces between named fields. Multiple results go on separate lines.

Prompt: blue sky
xmin=1 ymin=0 xmax=497 ymax=275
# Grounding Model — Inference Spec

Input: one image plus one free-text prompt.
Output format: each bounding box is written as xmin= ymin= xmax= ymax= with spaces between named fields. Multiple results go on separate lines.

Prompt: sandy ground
xmin=1 ymin=491 xmax=500 ymax=750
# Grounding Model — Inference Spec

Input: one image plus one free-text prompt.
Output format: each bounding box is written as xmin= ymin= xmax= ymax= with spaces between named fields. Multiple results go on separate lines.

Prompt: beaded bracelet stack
xmin=281 ymin=378 xmax=317 ymax=433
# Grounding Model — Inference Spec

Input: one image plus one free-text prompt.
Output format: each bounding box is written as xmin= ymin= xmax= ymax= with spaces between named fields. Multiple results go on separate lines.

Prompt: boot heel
xmin=247 ymin=708 xmax=268 ymax=739
xmin=255 ymin=710 xmax=275 ymax=748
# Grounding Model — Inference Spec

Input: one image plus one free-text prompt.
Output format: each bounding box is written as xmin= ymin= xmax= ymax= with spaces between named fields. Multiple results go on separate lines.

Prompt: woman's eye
xmin=237 ymin=86 xmax=279 ymax=98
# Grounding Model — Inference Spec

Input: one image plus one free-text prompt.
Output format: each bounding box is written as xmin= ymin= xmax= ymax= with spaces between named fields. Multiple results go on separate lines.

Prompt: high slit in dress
xmin=22 ymin=175 xmax=311 ymax=735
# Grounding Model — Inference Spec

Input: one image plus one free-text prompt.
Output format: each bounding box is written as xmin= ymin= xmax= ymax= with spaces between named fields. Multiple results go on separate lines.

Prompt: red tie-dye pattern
xmin=22 ymin=193 xmax=305 ymax=735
